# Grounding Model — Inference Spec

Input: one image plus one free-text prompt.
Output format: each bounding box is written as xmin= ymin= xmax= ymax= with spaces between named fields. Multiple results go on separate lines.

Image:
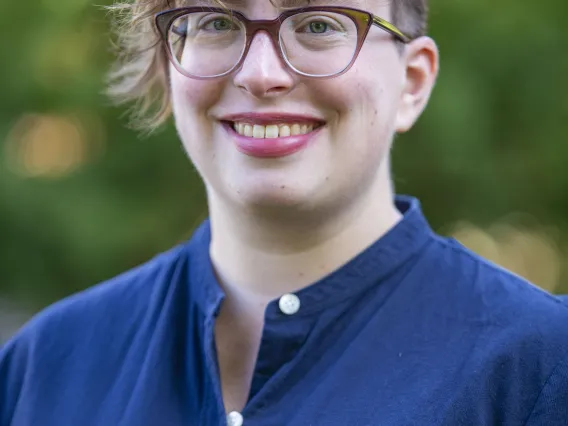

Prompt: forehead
xmin=186 ymin=0 xmax=391 ymax=13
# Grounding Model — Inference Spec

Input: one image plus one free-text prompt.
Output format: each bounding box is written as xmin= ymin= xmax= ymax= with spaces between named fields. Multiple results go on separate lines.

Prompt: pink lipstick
xmin=220 ymin=113 xmax=325 ymax=159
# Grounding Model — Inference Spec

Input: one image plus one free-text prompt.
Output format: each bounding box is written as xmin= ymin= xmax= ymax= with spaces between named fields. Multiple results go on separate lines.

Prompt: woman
xmin=1 ymin=0 xmax=567 ymax=424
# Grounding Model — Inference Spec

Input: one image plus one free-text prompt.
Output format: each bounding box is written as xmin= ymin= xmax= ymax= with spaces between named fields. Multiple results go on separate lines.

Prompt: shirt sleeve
xmin=524 ymin=352 xmax=568 ymax=425
xmin=0 ymin=338 xmax=27 ymax=426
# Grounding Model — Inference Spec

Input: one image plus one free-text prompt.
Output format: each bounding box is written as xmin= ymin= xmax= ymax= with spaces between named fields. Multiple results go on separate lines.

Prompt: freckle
xmin=325 ymin=176 xmax=329 ymax=181
xmin=299 ymin=272 xmax=304 ymax=277
xmin=374 ymin=109 xmax=378 ymax=115
xmin=280 ymin=185 xmax=286 ymax=189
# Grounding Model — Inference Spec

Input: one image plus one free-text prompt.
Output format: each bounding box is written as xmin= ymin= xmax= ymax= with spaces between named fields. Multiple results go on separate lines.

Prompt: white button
xmin=227 ymin=411 xmax=243 ymax=426
xmin=279 ymin=293 xmax=300 ymax=315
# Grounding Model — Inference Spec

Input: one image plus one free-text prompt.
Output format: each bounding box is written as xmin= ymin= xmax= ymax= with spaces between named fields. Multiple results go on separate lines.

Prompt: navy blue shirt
xmin=2 ymin=196 xmax=568 ymax=425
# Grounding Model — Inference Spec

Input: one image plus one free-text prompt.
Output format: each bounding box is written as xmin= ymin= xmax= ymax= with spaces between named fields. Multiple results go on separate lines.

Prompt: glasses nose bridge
xmin=242 ymin=19 xmax=284 ymax=60
xmin=246 ymin=17 xmax=282 ymax=40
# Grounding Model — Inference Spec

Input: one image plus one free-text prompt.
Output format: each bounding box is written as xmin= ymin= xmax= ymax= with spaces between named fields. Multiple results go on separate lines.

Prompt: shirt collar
xmin=187 ymin=195 xmax=434 ymax=319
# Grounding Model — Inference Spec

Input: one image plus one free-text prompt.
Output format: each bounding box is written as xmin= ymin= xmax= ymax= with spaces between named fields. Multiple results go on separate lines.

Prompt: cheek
xmin=170 ymin=70 xmax=226 ymax=159
xmin=311 ymin=70 xmax=396 ymax=150
xmin=170 ymin=70 xmax=223 ymax=117
xmin=306 ymin=67 xmax=400 ymax=186
xmin=170 ymin=72 xmax=230 ymax=186
xmin=311 ymin=64 xmax=399 ymax=125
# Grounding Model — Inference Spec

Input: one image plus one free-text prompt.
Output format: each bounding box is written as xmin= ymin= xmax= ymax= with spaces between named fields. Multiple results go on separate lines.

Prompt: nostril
xmin=266 ymin=86 xmax=290 ymax=94
xmin=235 ymin=77 xmax=294 ymax=99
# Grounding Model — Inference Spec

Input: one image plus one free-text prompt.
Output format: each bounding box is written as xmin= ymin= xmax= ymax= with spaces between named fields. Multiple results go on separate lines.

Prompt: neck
xmin=207 ymin=171 xmax=402 ymax=310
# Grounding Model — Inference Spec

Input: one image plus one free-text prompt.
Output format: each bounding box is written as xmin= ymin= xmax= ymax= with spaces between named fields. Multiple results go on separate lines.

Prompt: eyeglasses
xmin=155 ymin=6 xmax=411 ymax=80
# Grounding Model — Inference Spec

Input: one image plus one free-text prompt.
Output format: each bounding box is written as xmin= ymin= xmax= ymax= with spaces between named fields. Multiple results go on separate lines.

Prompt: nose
xmin=233 ymin=31 xmax=296 ymax=98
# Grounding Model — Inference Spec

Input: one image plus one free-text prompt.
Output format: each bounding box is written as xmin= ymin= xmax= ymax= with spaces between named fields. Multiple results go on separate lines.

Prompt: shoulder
xmin=426 ymin=234 xmax=568 ymax=321
xmin=430 ymin=237 xmax=568 ymax=374
xmin=0 ymin=241 xmax=191 ymax=421
xmin=409 ymin=235 xmax=568 ymax=422
xmin=10 ymin=241 xmax=189 ymax=345
xmin=0 ymin=218 xmax=214 ymax=423
xmin=415 ymin=234 xmax=568 ymax=363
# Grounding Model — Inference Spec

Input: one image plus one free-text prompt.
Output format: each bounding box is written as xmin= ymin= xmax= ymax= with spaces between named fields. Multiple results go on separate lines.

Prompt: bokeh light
xmin=4 ymin=112 xmax=106 ymax=178
xmin=451 ymin=220 xmax=562 ymax=293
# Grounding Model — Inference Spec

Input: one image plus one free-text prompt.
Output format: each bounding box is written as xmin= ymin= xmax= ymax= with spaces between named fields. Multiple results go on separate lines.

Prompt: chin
xmin=230 ymin=180 xmax=314 ymax=210
xmin=211 ymin=150 xmax=314 ymax=202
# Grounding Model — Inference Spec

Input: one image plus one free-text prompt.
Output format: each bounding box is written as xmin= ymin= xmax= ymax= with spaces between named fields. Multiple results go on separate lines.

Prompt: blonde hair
xmin=105 ymin=0 xmax=428 ymax=132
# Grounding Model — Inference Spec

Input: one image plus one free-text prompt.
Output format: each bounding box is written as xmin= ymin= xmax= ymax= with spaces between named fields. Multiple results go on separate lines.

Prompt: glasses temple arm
xmin=372 ymin=15 xmax=411 ymax=43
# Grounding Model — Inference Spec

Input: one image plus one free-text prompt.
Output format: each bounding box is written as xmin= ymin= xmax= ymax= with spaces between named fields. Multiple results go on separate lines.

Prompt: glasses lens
xmin=168 ymin=11 xmax=246 ymax=77
xmin=280 ymin=11 xmax=359 ymax=77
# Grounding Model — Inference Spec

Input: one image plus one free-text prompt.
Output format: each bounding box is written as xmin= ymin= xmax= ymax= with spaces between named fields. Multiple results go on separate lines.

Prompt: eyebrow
xmin=191 ymin=0 xmax=368 ymax=10
xmin=192 ymin=0 xmax=247 ymax=7
xmin=275 ymin=0 xmax=368 ymax=8
xmin=272 ymin=0 xmax=310 ymax=7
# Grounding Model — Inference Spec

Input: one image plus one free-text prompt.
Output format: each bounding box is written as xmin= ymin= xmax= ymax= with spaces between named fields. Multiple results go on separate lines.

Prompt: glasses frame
xmin=155 ymin=6 xmax=411 ymax=80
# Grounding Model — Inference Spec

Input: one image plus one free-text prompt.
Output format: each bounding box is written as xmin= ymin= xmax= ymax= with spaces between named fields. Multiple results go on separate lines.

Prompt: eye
xmin=201 ymin=16 xmax=240 ymax=31
xmin=307 ymin=21 xmax=329 ymax=34
xmin=293 ymin=15 xmax=344 ymax=35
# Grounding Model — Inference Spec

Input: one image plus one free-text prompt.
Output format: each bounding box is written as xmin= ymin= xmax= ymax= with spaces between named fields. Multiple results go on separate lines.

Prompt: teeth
xmin=265 ymin=125 xmax=279 ymax=139
xmin=233 ymin=122 xmax=319 ymax=138
xmin=252 ymin=125 xmax=264 ymax=138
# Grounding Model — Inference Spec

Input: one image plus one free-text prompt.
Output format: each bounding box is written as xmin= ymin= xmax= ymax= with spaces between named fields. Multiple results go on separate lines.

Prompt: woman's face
xmin=170 ymin=0 xmax=427 ymax=213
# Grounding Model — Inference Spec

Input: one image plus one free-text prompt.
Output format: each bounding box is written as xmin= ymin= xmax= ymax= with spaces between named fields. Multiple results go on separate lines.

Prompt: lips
xmin=220 ymin=113 xmax=326 ymax=158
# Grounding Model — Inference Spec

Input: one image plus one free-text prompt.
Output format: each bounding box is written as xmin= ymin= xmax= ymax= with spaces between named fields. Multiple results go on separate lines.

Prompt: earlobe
xmin=395 ymin=37 xmax=439 ymax=133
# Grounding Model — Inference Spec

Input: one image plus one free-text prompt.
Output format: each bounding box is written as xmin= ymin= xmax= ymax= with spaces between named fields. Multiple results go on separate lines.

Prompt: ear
xmin=395 ymin=36 xmax=439 ymax=133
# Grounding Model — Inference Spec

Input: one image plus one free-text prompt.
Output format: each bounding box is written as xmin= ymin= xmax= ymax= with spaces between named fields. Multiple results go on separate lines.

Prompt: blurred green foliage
xmin=0 ymin=0 xmax=567 ymax=311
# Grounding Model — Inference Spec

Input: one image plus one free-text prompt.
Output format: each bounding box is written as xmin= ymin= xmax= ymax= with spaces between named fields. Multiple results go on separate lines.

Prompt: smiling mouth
xmin=228 ymin=121 xmax=324 ymax=138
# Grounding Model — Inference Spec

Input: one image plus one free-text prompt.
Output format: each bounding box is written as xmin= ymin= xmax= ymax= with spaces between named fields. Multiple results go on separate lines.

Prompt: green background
xmin=1 ymin=0 xmax=567 ymax=332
